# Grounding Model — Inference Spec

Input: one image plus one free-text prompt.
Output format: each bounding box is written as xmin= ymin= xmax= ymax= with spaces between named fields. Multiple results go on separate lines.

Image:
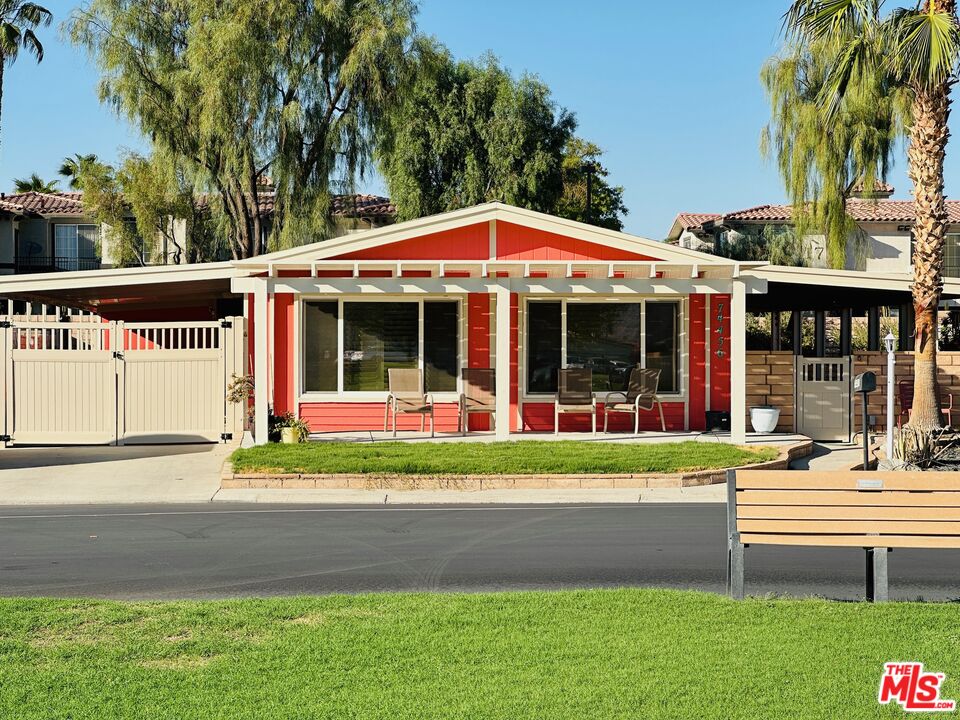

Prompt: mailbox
xmin=854 ymin=372 xmax=877 ymax=394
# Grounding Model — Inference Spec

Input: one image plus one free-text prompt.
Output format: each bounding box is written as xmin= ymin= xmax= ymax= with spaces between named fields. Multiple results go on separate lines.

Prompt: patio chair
xmin=602 ymin=367 xmax=666 ymax=434
xmin=459 ymin=368 xmax=496 ymax=435
xmin=555 ymin=368 xmax=596 ymax=435
xmin=383 ymin=368 xmax=435 ymax=437
xmin=897 ymin=379 xmax=955 ymax=428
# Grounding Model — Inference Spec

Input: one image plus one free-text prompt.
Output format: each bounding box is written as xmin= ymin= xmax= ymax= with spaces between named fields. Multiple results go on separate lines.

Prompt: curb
xmin=220 ymin=440 xmax=813 ymax=492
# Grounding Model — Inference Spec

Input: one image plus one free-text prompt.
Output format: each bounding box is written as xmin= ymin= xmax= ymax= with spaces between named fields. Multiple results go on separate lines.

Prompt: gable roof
xmin=240 ymin=202 xmax=738 ymax=268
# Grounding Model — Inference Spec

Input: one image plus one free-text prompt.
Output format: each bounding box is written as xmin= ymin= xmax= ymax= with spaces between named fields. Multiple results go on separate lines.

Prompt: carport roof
xmin=0 ymin=262 xmax=247 ymax=313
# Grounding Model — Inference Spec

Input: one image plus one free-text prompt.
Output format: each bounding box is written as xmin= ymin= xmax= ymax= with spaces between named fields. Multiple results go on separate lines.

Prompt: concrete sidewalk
xmin=0 ymin=444 xmax=230 ymax=504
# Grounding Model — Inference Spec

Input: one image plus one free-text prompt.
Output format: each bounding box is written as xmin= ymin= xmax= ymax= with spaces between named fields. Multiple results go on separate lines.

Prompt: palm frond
xmin=12 ymin=2 xmax=52 ymax=29
xmin=0 ymin=22 xmax=22 ymax=58
xmin=887 ymin=4 xmax=960 ymax=88
xmin=784 ymin=0 xmax=879 ymax=41
xmin=21 ymin=27 xmax=42 ymax=61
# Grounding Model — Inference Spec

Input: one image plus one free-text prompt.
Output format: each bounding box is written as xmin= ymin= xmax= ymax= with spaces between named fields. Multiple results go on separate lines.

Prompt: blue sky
xmin=1 ymin=1 xmax=952 ymax=238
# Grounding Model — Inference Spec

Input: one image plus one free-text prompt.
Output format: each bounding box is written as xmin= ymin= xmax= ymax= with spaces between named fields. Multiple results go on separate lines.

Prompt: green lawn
xmin=230 ymin=440 xmax=777 ymax=475
xmin=1 ymin=589 xmax=956 ymax=719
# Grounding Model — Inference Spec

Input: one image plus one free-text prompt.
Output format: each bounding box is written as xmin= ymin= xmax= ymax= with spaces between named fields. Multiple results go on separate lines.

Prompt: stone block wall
xmin=745 ymin=351 xmax=795 ymax=432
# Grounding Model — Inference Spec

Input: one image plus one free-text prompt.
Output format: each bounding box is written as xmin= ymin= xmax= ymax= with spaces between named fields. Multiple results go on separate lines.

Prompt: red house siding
xmin=520 ymin=402 xmax=686 ymax=432
xmin=710 ymin=294 xmax=731 ymax=412
xmin=273 ymin=293 xmax=295 ymax=415
xmin=467 ymin=293 xmax=491 ymax=430
xmin=509 ymin=293 xmax=519 ymax=432
xmin=332 ymin=223 xmax=489 ymax=260
xmin=495 ymin=221 xmax=656 ymax=261
xmin=688 ymin=294 xmax=707 ymax=430
xmin=299 ymin=403 xmax=461 ymax=433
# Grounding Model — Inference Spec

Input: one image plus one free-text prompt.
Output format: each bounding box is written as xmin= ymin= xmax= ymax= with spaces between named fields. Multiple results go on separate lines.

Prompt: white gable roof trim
xmin=237 ymin=202 xmax=740 ymax=268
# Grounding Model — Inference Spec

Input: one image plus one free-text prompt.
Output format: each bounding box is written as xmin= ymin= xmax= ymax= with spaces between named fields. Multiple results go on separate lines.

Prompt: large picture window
xmin=525 ymin=300 xmax=681 ymax=395
xmin=302 ymin=299 xmax=460 ymax=394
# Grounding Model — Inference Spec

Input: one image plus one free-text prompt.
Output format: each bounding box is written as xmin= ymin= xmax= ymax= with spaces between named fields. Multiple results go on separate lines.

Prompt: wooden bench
xmin=727 ymin=469 xmax=960 ymax=602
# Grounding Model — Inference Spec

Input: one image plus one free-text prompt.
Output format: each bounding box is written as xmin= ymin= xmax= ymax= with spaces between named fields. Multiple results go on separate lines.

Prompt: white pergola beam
xmin=253 ymin=279 xmax=269 ymax=445
xmin=730 ymin=278 xmax=747 ymax=444
xmin=232 ymin=276 xmax=765 ymax=297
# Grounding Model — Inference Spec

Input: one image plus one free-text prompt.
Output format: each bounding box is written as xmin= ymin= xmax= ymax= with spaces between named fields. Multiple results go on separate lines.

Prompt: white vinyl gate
xmin=795 ymin=356 xmax=852 ymax=442
xmin=0 ymin=317 xmax=245 ymax=446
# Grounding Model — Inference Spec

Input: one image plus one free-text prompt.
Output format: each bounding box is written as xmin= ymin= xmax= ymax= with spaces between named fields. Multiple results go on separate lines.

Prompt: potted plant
xmin=750 ymin=405 xmax=781 ymax=434
xmin=271 ymin=412 xmax=310 ymax=444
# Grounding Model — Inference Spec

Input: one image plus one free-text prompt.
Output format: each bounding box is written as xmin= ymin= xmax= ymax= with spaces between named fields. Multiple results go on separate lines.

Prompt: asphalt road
xmin=0 ymin=503 xmax=958 ymax=601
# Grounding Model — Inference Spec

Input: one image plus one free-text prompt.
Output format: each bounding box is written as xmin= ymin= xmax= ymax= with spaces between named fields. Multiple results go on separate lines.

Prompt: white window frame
xmin=521 ymin=296 xmax=686 ymax=400
xmin=297 ymin=295 xmax=465 ymax=403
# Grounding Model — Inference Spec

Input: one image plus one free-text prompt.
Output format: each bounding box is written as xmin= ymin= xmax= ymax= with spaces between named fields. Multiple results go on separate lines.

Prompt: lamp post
xmin=885 ymin=332 xmax=896 ymax=463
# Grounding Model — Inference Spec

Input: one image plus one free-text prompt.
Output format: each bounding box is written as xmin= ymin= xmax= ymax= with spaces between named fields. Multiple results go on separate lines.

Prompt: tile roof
xmin=196 ymin=192 xmax=396 ymax=218
xmin=0 ymin=191 xmax=85 ymax=215
xmin=0 ymin=190 xmax=396 ymax=219
xmin=719 ymin=200 xmax=960 ymax=224
xmin=673 ymin=212 xmax=722 ymax=230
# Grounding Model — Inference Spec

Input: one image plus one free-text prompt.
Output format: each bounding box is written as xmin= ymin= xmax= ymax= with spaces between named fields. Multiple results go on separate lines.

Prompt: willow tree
xmin=556 ymin=138 xmax=629 ymax=231
xmin=70 ymin=0 xmax=417 ymax=258
xmin=774 ymin=0 xmax=960 ymax=443
xmin=762 ymin=34 xmax=903 ymax=270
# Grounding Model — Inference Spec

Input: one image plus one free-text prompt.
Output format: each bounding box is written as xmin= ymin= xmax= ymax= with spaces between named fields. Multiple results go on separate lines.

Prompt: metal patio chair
xmin=384 ymin=368 xmax=435 ymax=437
xmin=603 ymin=367 xmax=666 ymax=434
xmin=555 ymin=368 xmax=596 ymax=435
xmin=459 ymin=368 xmax=496 ymax=435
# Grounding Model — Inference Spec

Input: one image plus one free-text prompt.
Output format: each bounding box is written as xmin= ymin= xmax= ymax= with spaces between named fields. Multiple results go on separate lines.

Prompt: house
xmin=666 ymin=183 xmax=960 ymax=278
xmin=0 ymin=190 xmax=397 ymax=277
xmin=3 ymin=201 xmax=959 ymax=447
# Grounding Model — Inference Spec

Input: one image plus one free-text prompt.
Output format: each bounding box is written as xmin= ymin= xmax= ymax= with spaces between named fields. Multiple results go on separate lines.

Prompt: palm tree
xmin=59 ymin=152 xmax=98 ymax=189
xmin=0 ymin=1 xmax=52 ymax=152
xmin=13 ymin=172 xmax=57 ymax=192
xmin=777 ymin=0 xmax=960 ymax=442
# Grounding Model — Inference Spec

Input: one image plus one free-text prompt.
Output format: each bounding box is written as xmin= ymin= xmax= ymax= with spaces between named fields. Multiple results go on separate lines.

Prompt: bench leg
xmin=866 ymin=548 xmax=889 ymax=602
xmin=727 ymin=536 xmax=744 ymax=600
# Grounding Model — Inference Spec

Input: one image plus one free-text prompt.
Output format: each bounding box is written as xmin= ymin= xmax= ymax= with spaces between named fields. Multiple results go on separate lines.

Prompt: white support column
xmin=730 ymin=279 xmax=747 ymax=444
xmin=494 ymin=284 xmax=511 ymax=440
xmin=254 ymin=279 xmax=270 ymax=445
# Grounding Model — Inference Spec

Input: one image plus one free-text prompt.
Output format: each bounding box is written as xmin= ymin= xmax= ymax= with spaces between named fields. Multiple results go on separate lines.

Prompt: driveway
xmin=0 ymin=444 xmax=230 ymax=504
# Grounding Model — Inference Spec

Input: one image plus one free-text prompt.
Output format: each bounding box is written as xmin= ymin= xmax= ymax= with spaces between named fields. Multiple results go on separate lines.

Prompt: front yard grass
xmin=1 ymin=589 xmax=956 ymax=719
xmin=230 ymin=440 xmax=777 ymax=475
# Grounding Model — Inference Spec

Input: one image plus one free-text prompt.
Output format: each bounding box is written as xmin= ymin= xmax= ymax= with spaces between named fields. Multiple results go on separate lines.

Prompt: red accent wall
xmin=688 ymin=294 xmax=707 ymax=430
xmin=520 ymin=402 xmax=686 ymax=432
xmin=710 ymin=294 xmax=731 ymax=412
xmin=300 ymin=403 xmax=460 ymax=433
xmin=332 ymin=223 xmax=489 ymax=260
xmin=496 ymin=221 xmax=657 ymax=261
xmin=467 ymin=293 xmax=491 ymax=430
xmin=273 ymin=293 xmax=295 ymax=414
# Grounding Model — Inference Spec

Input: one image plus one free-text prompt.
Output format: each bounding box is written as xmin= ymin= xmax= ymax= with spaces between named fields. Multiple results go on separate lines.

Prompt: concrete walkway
xmin=0 ymin=444 xmax=231 ymax=505
xmin=788 ymin=442 xmax=863 ymax=471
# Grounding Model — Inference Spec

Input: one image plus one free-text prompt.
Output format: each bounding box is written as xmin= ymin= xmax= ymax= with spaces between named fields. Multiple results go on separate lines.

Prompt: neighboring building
xmin=666 ymin=184 xmax=960 ymax=277
xmin=0 ymin=190 xmax=397 ymax=277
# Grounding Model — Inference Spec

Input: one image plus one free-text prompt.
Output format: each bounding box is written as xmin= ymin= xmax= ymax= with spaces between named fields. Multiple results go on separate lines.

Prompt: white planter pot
xmin=750 ymin=406 xmax=781 ymax=434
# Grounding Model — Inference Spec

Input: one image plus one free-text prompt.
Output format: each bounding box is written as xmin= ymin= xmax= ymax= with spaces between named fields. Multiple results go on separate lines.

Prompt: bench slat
xmin=738 ymin=506 xmax=960 ymax=521
xmin=738 ymin=519 xmax=960 ymax=535
xmin=735 ymin=471 xmax=960 ymax=491
xmin=741 ymin=533 xmax=960 ymax=549
xmin=736 ymin=490 xmax=960 ymax=507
